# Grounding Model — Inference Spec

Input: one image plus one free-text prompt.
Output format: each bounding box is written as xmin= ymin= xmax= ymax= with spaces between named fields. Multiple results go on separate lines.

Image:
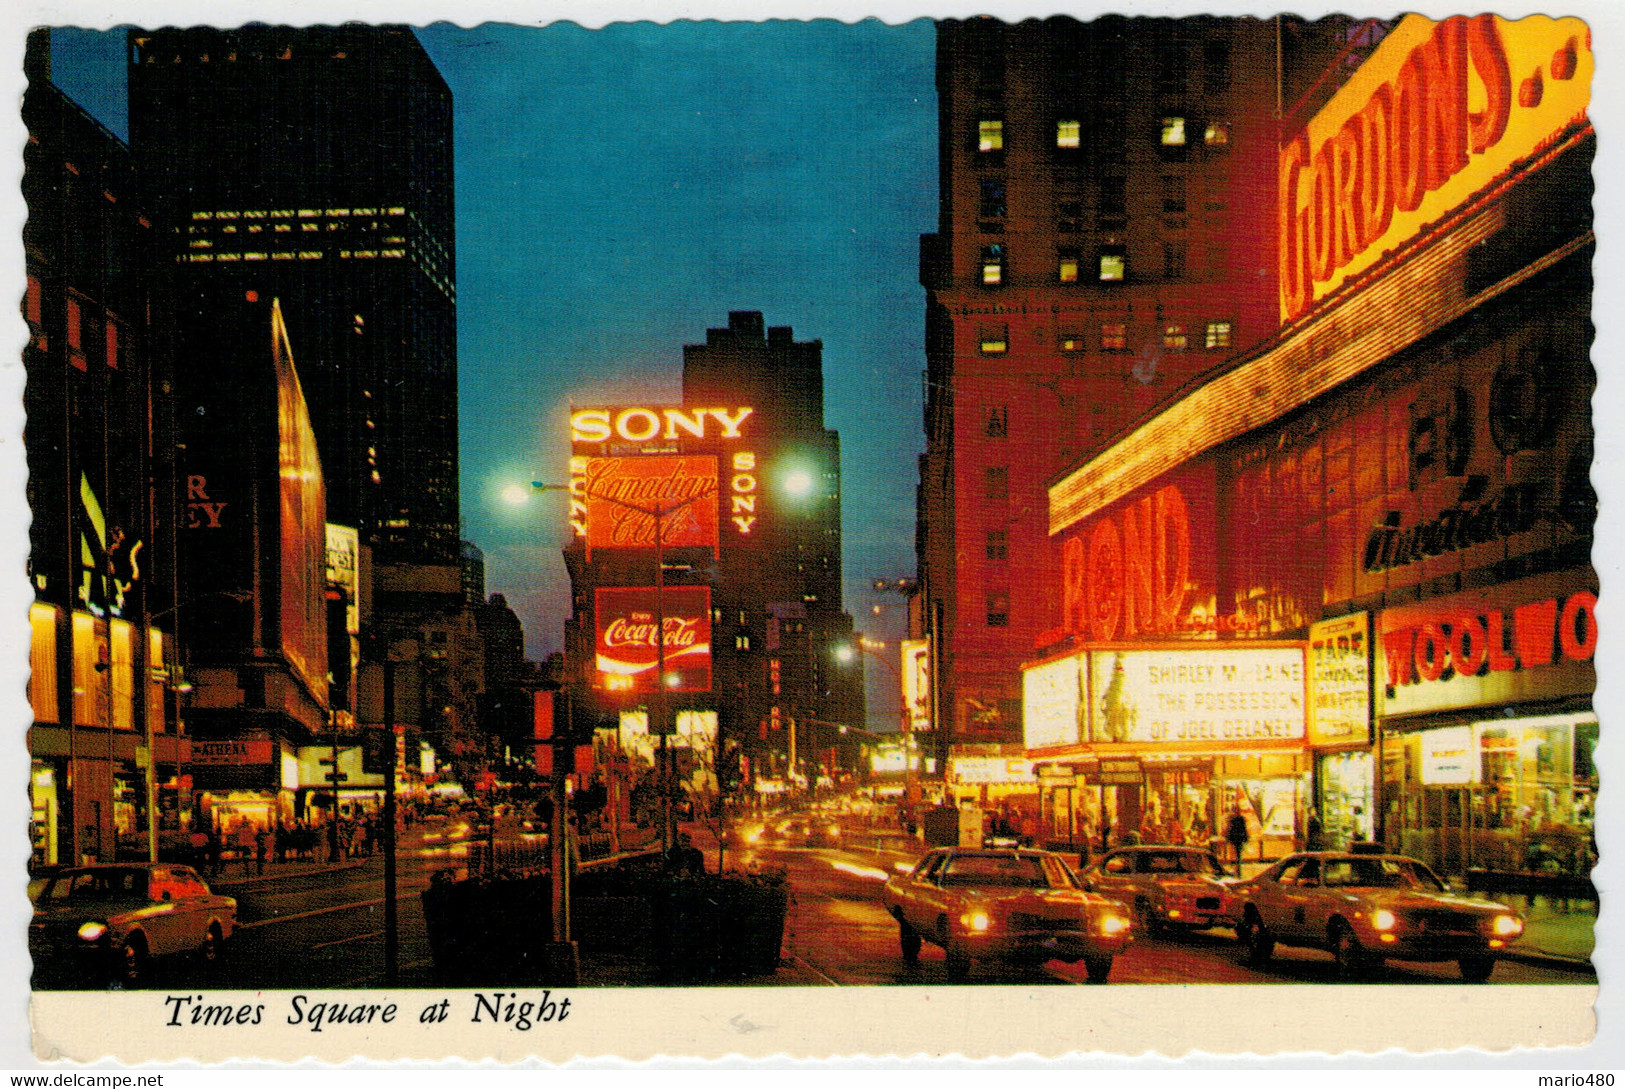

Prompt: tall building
xmin=23 ymin=32 xmax=186 ymax=867
xmin=561 ymin=312 xmax=862 ymax=795
xmin=126 ymin=25 xmax=457 ymax=567
xmin=915 ymin=17 xmax=1325 ymax=759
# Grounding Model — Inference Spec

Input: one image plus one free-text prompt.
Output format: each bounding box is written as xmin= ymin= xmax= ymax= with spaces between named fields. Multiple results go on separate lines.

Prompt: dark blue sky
xmin=48 ymin=21 xmax=937 ymax=725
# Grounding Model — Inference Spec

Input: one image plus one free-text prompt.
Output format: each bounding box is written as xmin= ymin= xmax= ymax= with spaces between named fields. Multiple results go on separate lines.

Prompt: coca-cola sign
xmin=595 ymin=586 xmax=712 ymax=694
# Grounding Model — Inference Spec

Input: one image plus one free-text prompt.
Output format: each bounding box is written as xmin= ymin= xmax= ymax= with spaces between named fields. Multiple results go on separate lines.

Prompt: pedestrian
xmin=254 ymin=826 xmax=269 ymax=875
xmin=1305 ymin=808 xmax=1324 ymax=852
xmin=1224 ymin=807 xmax=1249 ymax=876
xmin=206 ymin=825 xmax=222 ymax=876
xmin=236 ymin=822 xmax=256 ymax=875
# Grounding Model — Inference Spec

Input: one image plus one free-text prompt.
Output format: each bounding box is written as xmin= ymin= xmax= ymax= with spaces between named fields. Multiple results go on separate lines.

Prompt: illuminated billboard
xmin=574 ymin=455 xmax=718 ymax=555
xmin=1280 ymin=15 xmax=1592 ymax=321
xmin=271 ymin=299 xmax=328 ymax=707
xmin=595 ymin=586 xmax=712 ymax=693
xmin=1088 ymin=646 xmax=1306 ymax=746
xmin=901 ymin=638 xmax=932 ymax=732
xmin=1023 ymin=652 xmax=1083 ymax=751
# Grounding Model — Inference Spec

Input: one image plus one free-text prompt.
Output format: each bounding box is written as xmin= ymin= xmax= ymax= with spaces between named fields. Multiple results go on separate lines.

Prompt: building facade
xmin=24 ymin=33 xmax=186 ymax=867
xmin=916 ymin=17 xmax=1292 ymax=763
xmin=126 ymin=25 xmax=458 ymax=568
xmin=1024 ymin=15 xmax=1595 ymax=874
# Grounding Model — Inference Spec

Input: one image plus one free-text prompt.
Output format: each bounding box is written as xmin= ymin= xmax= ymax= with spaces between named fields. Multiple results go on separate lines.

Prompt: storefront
xmin=1025 ymin=642 xmax=1311 ymax=861
xmin=945 ymin=746 xmax=1038 ymax=836
xmin=1376 ymin=571 xmax=1596 ymax=875
xmin=192 ymin=730 xmax=298 ymax=835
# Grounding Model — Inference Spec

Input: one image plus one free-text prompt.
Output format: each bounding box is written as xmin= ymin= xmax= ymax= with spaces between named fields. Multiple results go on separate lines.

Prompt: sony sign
xmin=570 ymin=406 xmax=754 ymax=444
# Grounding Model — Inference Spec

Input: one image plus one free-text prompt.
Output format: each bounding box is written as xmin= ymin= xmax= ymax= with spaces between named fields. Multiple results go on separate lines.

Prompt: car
xmin=882 ymin=847 xmax=1134 ymax=983
xmin=30 ymin=863 xmax=238 ymax=986
xmin=1077 ymin=846 xmax=1236 ymax=933
xmin=1229 ymin=852 xmax=1524 ymax=981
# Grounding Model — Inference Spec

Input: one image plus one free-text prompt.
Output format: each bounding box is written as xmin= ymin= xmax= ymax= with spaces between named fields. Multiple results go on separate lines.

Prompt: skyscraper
xmin=126 ymin=25 xmax=457 ymax=566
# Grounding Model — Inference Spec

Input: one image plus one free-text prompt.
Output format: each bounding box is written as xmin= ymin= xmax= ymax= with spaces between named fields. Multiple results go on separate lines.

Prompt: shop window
xmin=979 ymin=178 xmax=1006 ymax=219
xmin=1101 ymin=323 xmax=1127 ymax=351
xmin=980 ymin=245 xmax=1005 ymax=286
xmin=1056 ymin=118 xmax=1081 ymax=149
xmin=1206 ymin=320 xmax=1232 ymax=349
xmin=984 ymin=405 xmax=1008 ymax=438
xmin=1099 ymin=247 xmax=1126 ymax=282
xmin=983 ymin=466 xmax=1008 ymax=502
xmin=1163 ymin=323 xmax=1188 ymax=351
xmin=978 ymin=324 xmax=1007 ymax=354
xmin=1059 ymin=328 xmax=1087 ymax=353
xmin=977 ymin=118 xmax=1004 ymax=154
xmin=1057 ymin=249 xmax=1080 ymax=283
xmin=985 ymin=530 xmax=1008 ymax=561
xmin=986 ymin=590 xmax=1010 ymax=627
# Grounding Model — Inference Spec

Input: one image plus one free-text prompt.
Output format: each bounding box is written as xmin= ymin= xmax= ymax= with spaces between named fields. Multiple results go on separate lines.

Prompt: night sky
xmin=45 ymin=20 xmax=938 ymax=724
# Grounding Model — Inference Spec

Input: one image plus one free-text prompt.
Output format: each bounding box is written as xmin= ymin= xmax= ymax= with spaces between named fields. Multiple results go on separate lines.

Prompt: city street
xmin=56 ymin=820 xmax=1591 ymax=991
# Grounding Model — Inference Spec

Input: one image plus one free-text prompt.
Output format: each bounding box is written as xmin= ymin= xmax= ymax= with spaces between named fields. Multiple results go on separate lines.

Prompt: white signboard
xmin=1023 ymin=653 xmax=1083 ymax=749
xmin=1421 ymin=725 xmax=1477 ymax=785
xmin=901 ymin=638 xmax=932 ymax=732
xmin=1088 ymin=647 xmax=1306 ymax=745
xmin=1308 ymin=613 xmax=1370 ymax=747
xmin=950 ymin=756 xmax=1036 ymax=784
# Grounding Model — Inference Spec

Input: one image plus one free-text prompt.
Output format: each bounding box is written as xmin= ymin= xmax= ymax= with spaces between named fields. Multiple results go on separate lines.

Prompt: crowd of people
xmin=186 ymin=811 xmax=389 ymax=876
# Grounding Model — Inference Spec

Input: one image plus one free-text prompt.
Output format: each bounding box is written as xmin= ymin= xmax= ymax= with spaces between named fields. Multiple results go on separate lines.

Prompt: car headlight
xmin=961 ymin=910 xmax=991 ymax=932
xmin=1099 ymin=914 xmax=1131 ymax=936
xmin=1492 ymin=914 xmax=1523 ymax=937
xmin=77 ymin=922 xmax=107 ymax=942
xmin=1371 ymin=909 xmax=1398 ymax=932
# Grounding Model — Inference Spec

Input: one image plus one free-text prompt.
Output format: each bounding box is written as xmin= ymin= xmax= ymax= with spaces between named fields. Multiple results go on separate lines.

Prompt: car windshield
xmin=1318 ymin=857 xmax=1446 ymax=891
xmin=940 ymin=854 xmax=1051 ymax=888
xmin=1139 ymin=851 xmax=1225 ymax=876
xmin=42 ymin=869 xmax=148 ymax=902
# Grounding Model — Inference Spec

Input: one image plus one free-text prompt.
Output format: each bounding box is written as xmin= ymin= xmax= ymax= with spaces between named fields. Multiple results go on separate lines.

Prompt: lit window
xmin=302 ymin=222 xmax=319 ymax=232
xmin=979 ymin=325 xmax=1008 ymax=355
xmin=298 ymin=251 xmax=324 ymax=259
xmin=1205 ymin=121 xmax=1230 ymax=147
xmin=1056 ymin=119 xmax=1081 ymax=149
xmin=1206 ymin=321 xmax=1232 ymax=349
xmin=978 ymin=119 xmax=1004 ymax=153
xmin=1101 ymin=323 xmax=1127 ymax=351
xmin=1058 ymin=251 xmax=1080 ymax=283
xmin=1161 ymin=117 xmax=1187 ymax=145
xmin=274 ymin=224 xmax=292 ymax=232
xmin=1099 ymin=249 xmax=1125 ymax=282
xmin=244 ymin=252 xmax=267 ymax=261
xmin=1163 ymin=323 xmax=1188 ymax=350
xmin=1059 ymin=329 xmax=1086 ymax=352
xmin=981 ymin=245 xmax=1005 ymax=286
xmin=215 ymin=252 xmax=240 ymax=261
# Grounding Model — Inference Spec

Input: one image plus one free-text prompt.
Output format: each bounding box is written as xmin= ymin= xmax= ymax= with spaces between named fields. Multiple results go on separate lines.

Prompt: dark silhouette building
xmin=126 ymin=25 xmax=457 ymax=567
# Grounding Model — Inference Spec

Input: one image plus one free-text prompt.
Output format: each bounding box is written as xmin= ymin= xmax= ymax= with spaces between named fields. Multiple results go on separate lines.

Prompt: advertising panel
xmin=191 ymin=733 xmax=275 ymax=766
xmin=1376 ymin=570 xmax=1596 ymax=719
xmin=1308 ymin=613 xmax=1371 ymax=748
xmin=595 ymin=586 xmax=712 ymax=693
xmin=1023 ymin=652 xmax=1083 ymax=751
xmin=949 ymin=756 xmax=1036 ymax=784
xmin=578 ymin=455 xmax=718 ymax=554
xmin=1087 ymin=646 xmax=1306 ymax=746
xmin=901 ymin=638 xmax=932 ymax=732
xmin=1056 ymin=463 xmax=1223 ymax=642
xmin=272 ymin=300 xmax=328 ymax=706
xmin=324 ymin=523 xmax=360 ymax=636
xmin=1280 ymin=14 xmax=1592 ymax=321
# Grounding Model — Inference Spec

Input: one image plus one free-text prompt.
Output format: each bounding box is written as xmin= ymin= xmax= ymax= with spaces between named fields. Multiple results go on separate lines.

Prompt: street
xmin=51 ymin=820 xmax=1590 ymax=991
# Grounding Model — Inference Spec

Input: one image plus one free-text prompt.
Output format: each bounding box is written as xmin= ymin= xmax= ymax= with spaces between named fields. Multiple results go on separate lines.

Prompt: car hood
xmin=957 ymin=887 xmax=1116 ymax=910
xmin=32 ymin=899 xmax=147 ymax=925
xmin=1350 ymin=889 xmax=1511 ymax=914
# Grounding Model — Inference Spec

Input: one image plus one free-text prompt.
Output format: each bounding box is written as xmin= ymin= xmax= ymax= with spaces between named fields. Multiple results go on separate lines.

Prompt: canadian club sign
xmin=577 ymin=456 xmax=719 ymax=555
xmin=595 ymin=586 xmax=712 ymax=694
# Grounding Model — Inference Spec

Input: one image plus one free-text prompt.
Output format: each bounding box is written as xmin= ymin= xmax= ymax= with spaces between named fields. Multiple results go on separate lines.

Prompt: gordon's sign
xmin=1280 ymin=14 xmax=1591 ymax=321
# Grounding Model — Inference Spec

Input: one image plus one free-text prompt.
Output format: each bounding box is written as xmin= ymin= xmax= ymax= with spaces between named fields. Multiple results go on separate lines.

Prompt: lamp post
xmin=835 ymin=637 xmax=920 ymax=826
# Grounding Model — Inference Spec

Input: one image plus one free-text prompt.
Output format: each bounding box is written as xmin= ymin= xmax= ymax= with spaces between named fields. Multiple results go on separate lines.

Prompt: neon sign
xmin=570 ymin=406 xmax=755 ymax=444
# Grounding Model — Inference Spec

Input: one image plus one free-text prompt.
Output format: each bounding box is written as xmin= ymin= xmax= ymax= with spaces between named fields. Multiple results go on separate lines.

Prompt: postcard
xmin=8 ymin=0 xmax=1614 ymax=1067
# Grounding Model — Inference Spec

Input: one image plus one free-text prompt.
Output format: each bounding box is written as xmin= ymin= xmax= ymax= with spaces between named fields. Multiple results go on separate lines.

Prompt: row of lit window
xmin=977 ymin=116 xmax=1229 ymax=153
xmin=981 ymin=244 xmax=1132 ymax=284
xmin=978 ymin=320 xmax=1232 ymax=355
xmin=189 ymin=224 xmax=407 ymax=239
xmin=191 ymin=207 xmax=407 ymax=220
xmin=180 ymin=249 xmax=406 ymax=263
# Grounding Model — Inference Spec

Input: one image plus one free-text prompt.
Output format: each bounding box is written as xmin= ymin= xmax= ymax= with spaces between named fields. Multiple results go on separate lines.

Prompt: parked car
xmin=882 ymin=847 xmax=1133 ymax=983
xmin=1229 ymin=852 xmax=1524 ymax=981
xmin=1077 ymin=846 xmax=1236 ymax=932
xmin=30 ymin=863 xmax=237 ymax=986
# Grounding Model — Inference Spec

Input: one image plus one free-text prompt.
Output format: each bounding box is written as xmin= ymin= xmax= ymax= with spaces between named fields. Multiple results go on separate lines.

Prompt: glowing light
xmin=783 ymin=469 xmax=814 ymax=497
xmin=830 ymin=860 xmax=891 ymax=882
xmin=501 ymin=484 xmax=529 ymax=506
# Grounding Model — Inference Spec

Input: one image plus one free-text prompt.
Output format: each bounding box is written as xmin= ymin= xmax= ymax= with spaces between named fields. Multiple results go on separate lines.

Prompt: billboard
xmin=1308 ymin=613 xmax=1371 ymax=748
xmin=901 ymin=638 xmax=932 ymax=732
xmin=576 ymin=455 xmax=718 ymax=555
xmin=595 ymin=586 xmax=712 ymax=693
xmin=271 ymin=299 xmax=328 ymax=707
xmin=1023 ymin=652 xmax=1084 ymax=751
xmin=1087 ymin=646 xmax=1306 ymax=746
xmin=1280 ymin=15 xmax=1592 ymax=322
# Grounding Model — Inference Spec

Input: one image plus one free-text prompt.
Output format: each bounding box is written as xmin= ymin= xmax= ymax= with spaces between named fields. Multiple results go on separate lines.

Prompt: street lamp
xmin=834 ymin=637 xmax=921 ymax=827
